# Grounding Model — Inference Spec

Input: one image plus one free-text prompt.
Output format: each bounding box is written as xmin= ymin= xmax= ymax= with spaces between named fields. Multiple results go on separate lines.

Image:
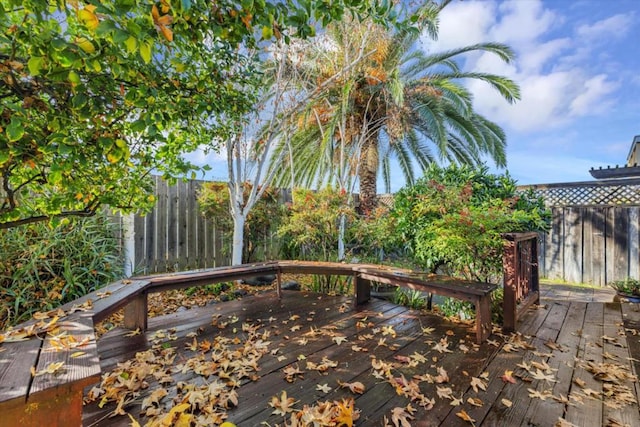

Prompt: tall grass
xmin=0 ymin=214 xmax=123 ymax=329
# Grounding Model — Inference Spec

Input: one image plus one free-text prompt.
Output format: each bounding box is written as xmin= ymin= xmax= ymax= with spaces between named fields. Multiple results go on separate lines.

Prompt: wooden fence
xmin=122 ymin=176 xmax=227 ymax=274
xmin=521 ymin=178 xmax=640 ymax=286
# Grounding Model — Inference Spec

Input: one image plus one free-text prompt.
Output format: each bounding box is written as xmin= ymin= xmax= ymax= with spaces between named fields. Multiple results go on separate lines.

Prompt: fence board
xmin=630 ymin=208 xmax=640 ymax=280
xmin=544 ymin=207 xmax=564 ymax=280
xmin=563 ymin=207 xmax=582 ymax=284
xmin=614 ymin=207 xmax=629 ymax=282
xmin=589 ymin=207 xmax=606 ymax=286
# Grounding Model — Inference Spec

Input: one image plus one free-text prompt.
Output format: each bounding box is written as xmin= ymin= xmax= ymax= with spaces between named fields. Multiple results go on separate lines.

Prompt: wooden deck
xmin=82 ymin=290 xmax=640 ymax=426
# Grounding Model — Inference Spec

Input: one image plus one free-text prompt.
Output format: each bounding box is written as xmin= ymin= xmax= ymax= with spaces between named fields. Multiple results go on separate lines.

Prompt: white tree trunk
xmin=338 ymin=212 xmax=346 ymax=261
xmin=122 ymin=213 xmax=136 ymax=277
xmin=231 ymin=213 xmax=246 ymax=266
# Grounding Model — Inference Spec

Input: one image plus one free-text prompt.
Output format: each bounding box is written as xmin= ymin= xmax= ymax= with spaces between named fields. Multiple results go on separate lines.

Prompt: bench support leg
xmin=124 ymin=292 xmax=148 ymax=331
xmin=354 ymin=274 xmax=371 ymax=306
xmin=475 ymin=296 xmax=492 ymax=344
xmin=3 ymin=383 xmax=86 ymax=427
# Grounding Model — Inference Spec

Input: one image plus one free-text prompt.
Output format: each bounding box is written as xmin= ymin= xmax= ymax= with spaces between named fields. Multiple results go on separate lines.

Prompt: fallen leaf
xmin=502 ymin=398 xmax=512 ymax=408
xmin=316 ymin=383 xmax=332 ymax=393
xmin=467 ymin=397 xmax=483 ymax=407
xmin=501 ymin=370 xmax=517 ymax=384
xmin=339 ymin=380 xmax=365 ymax=394
xmin=456 ymin=409 xmax=476 ymax=425
xmin=269 ymin=390 xmax=298 ymax=416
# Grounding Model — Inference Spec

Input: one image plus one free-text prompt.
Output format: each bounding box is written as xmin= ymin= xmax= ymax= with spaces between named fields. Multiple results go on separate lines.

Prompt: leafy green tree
xmin=0 ymin=0 xmax=406 ymax=229
xmin=388 ymin=164 xmax=550 ymax=282
xmin=268 ymin=0 xmax=520 ymax=215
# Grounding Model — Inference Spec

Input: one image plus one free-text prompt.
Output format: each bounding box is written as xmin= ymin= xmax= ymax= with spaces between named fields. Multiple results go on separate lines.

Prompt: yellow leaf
xmin=78 ymin=7 xmax=99 ymax=30
xmin=75 ymin=37 xmax=95 ymax=54
xmin=140 ymin=41 xmax=152 ymax=64
xmin=174 ymin=413 xmax=192 ymax=427
xmin=127 ymin=414 xmax=141 ymax=427
xmin=220 ymin=423 xmax=236 ymax=427
xmin=456 ymin=409 xmax=476 ymax=424
xmin=70 ymin=351 xmax=86 ymax=358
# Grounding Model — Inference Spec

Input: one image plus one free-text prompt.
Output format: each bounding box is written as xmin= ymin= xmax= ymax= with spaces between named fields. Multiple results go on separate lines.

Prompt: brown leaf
xmin=339 ymin=380 xmax=366 ymax=394
xmin=269 ymin=390 xmax=298 ymax=416
xmin=501 ymin=370 xmax=517 ymax=384
xmin=456 ymin=409 xmax=476 ymax=425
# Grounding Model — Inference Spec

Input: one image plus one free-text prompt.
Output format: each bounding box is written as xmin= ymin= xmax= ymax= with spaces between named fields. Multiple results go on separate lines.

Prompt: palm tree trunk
xmin=358 ymin=138 xmax=378 ymax=216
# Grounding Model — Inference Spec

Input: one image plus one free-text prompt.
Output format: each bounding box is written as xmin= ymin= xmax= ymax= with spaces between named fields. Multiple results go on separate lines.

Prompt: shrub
xmin=387 ymin=164 xmax=550 ymax=282
xmin=277 ymin=187 xmax=356 ymax=262
xmin=0 ymin=214 xmax=123 ymax=330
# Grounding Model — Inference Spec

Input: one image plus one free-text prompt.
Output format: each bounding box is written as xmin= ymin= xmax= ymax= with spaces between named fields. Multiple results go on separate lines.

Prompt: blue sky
xmin=188 ymin=0 xmax=640 ymax=190
xmin=429 ymin=0 xmax=640 ymax=186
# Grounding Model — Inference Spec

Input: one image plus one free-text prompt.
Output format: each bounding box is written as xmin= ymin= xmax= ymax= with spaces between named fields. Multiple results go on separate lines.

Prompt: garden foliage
xmin=388 ymin=164 xmax=550 ymax=283
xmin=0 ymin=215 xmax=122 ymax=329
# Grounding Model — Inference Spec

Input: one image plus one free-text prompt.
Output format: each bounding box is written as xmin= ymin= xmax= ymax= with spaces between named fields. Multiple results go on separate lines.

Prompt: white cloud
xmin=576 ymin=13 xmax=634 ymax=40
xmin=425 ymin=0 xmax=624 ymax=133
xmin=490 ymin=0 xmax=559 ymax=46
xmin=568 ymin=74 xmax=618 ymax=116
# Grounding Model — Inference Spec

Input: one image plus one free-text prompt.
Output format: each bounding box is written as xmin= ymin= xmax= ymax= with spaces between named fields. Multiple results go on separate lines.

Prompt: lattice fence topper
xmin=518 ymin=178 xmax=640 ymax=207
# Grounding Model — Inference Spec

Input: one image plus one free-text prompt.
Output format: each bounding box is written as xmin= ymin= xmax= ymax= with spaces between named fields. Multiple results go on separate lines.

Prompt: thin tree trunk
xmin=231 ymin=213 xmax=246 ymax=265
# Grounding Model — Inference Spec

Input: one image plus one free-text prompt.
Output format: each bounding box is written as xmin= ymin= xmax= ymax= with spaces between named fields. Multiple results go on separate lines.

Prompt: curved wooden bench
xmin=0 ymin=261 xmax=498 ymax=426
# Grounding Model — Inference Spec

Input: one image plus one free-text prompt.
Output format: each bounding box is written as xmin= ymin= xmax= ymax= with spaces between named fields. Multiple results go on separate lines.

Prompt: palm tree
xmin=268 ymin=1 xmax=520 ymax=215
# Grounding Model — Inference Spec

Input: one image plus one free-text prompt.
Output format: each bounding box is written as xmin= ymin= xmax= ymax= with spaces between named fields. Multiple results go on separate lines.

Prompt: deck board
xmin=82 ymin=292 xmax=640 ymax=426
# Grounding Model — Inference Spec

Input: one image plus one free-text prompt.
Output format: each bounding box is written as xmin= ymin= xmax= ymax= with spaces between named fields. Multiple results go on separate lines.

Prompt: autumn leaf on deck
xmin=432 ymin=337 xmax=453 ymax=353
xmin=382 ymin=325 xmax=397 ymax=337
xmin=501 ymin=398 xmax=513 ymax=408
xmin=269 ymin=390 xmax=298 ymax=416
xmin=545 ymin=339 xmax=564 ymax=352
xmin=316 ymin=383 xmax=332 ymax=393
xmin=528 ymin=388 xmax=553 ymax=400
xmin=470 ymin=376 xmax=487 ymax=393
xmin=32 ymin=361 xmax=65 ymax=376
xmin=531 ymin=369 xmax=557 ymax=383
xmin=335 ymin=398 xmax=359 ymax=426
xmin=141 ymin=388 xmax=168 ymax=412
xmin=555 ymin=417 xmax=579 ymax=427
xmin=390 ymin=405 xmax=415 ymax=427
xmin=501 ymin=370 xmax=517 ymax=384
xmin=435 ymin=366 xmax=450 ymax=383
xmin=338 ymin=380 xmax=365 ymax=394
xmin=283 ymin=364 xmax=304 ymax=382
xmin=436 ymin=386 xmax=453 ymax=400
xmin=422 ymin=326 xmax=435 ymax=335
xmin=332 ymin=335 xmax=348 ymax=345
xmin=456 ymin=409 xmax=476 ymax=425
xmin=467 ymin=397 xmax=483 ymax=407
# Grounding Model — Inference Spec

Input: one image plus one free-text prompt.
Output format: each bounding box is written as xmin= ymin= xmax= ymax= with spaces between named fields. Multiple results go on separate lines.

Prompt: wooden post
xmin=124 ymin=292 xmax=148 ymax=331
xmin=354 ymin=273 xmax=371 ymax=306
xmin=474 ymin=295 xmax=492 ymax=344
xmin=502 ymin=237 xmax=518 ymax=333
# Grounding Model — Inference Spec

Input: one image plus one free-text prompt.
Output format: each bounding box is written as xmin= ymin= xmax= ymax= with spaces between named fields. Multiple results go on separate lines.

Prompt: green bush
xmin=387 ymin=164 xmax=550 ymax=282
xmin=0 ymin=214 xmax=122 ymax=330
xmin=277 ymin=187 xmax=356 ymax=262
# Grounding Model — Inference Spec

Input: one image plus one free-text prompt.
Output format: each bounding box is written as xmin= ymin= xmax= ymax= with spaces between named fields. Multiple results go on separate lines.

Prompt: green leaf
xmin=6 ymin=117 xmax=24 ymax=142
xmin=261 ymin=26 xmax=272 ymax=40
xmin=140 ymin=41 xmax=152 ymax=64
xmin=28 ymin=56 xmax=44 ymax=76
xmin=125 ymin=36 xmax=137 ymax=54
xmin=68 ymin=70 xmax=81 ymax=83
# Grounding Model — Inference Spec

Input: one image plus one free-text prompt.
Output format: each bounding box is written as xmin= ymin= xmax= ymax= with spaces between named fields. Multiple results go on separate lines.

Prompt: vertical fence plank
xmin=629 ymin=207 xmax=640 ymax=281
xmin=563 ymin=207 xmax=583 ymax=283
xmin=545 ymin=207 xmax=564 ymax=280
xmin=176 ymin=180 xmax=188 ymax=270
xmin=155 ymin=176 xmax=168 ymax=273
xmin=589 ymin=207 xmax=606 ymax=286
xmin=613 ymin=207 xmax=629 ymax=282
xmin=605 ymin=207 xmax=615 ymax=285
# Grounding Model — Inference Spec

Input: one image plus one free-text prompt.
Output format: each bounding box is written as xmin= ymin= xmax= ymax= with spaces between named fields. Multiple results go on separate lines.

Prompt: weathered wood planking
xmin=540 ymin=206 xmax=640 ymax=285
xmin=563 ymin=207 xmax=582 ymax=284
